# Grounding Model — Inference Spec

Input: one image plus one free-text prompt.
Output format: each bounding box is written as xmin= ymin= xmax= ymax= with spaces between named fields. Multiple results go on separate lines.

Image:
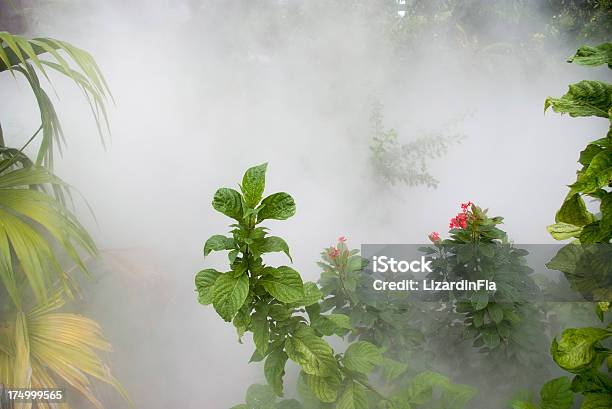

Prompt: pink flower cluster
xmin=428 ymin=232 xmax=440 ymax=243
xmin=449 ymin=201 xmax=473 ymax=229
xmin=327 ymin=236 xmax=347 ymax=259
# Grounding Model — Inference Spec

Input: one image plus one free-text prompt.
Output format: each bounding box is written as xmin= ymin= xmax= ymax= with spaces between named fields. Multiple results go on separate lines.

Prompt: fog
xmin=2 ymin=1 xmax=610 ymax=408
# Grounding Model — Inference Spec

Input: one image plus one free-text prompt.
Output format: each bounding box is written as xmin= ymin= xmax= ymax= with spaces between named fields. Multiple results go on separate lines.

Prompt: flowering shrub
xmin=424 ymin=202 xmax=548 ymax=374
xmin=196 ymin=164 xmax=476 ymax=409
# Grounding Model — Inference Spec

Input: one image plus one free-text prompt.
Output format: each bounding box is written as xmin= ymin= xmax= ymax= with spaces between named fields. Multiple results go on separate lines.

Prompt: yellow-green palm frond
xmin=0 ymin=165 xmax=97 ymax=309
xmin=0 ymin=294 xmax=130 ymax=409
xmin=0 ymin=32 xmax=112 ymax=169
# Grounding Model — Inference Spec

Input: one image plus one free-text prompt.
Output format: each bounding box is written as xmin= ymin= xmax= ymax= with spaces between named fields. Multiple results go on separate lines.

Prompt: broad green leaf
xmin=336 ymin=381 xmax=368 ymax=409
xmin=546 ymin=222 xmax=583 ymax=240
xmin=260 ymin=266 xmax=305 ymax=303
xmin=395 ymin=371 xmax=449 ymax=405
xmin=269 ymin=304 xmax=292 ymax=321
xmin=545 ymin=80 xmax=612 ymax=118
xmin=212 ymin=273 xmax=250 ymax=321
xmin=212 ymin=188 xmax=243 ymax=221
xmin=233 ymin=306 xmax=252 ymax=341
xmin=252 ymin=307 xmax=270 ymax=355
xmin=299 ymin=282 xmax=323 ymax=306
xmin=242 ymin=163 xmax=268 ymax=207
xmin=471 ymin=291 xmax=489 ymax=311
xmin=579 ymin=221 xmax=610 ymax=243
xmin=556 ymin=194 xmax=594 ymax=227
xmin=540 ymin=377 xmax=573 ymax=409
xmin=568 ymin=43 xmax=612 ymax=68
xmin=381 ymin=357 xmax=408 ymax=382
xmin=195 ymin=268 xmax=221 ymax=305
xmin=265 ymin=349 xmax=288 ymax=397
xmin=343 ymin=341 xmax=383 ymax=374
xmin=246 ymin=384 xmax=277 ymax=409
xmin=203 ymin=234 xmax=235 ymax=256
xmin=487 ymin=303 xmax=504 ymax=324
xmin=252 ymin=236 xmax=292 ymax=261
xmin=312 ymin=313 xmax=352 ymax=336
xmin=257 ymin=192 xmax=296 ymax=223
xmin=546 ymin=244 xmax=583 ymax=273
xmin=572 ymin=150 xmax=612 ymax=193
xmin=303 ymin=373 xmax=340 ymax=403
xmin=580 ymin=393 xmax=612 ymax=409
xmin=551 ymin=327 xmax=611 ymax=373
xmin=285 ymin=328 xmax=337 ymax=377
xmin=579 ymin=144 xmax=604 ymax=166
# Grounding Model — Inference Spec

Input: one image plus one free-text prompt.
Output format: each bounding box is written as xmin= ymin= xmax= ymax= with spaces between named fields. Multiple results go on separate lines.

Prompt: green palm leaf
xmin=0 ymin=165 xmax=96 ymax=308
xmin=0 ymin=32 xmax=112 ymax=169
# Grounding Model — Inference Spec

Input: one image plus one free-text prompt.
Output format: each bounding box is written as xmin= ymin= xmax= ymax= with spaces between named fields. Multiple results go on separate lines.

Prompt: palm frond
xmin=0 ymin=32 xmax=112 ymax=168
xmin=0 ymin=293 xmax=130 ymax=409
xmin=0 ymin=165 xmax=97 ymax=308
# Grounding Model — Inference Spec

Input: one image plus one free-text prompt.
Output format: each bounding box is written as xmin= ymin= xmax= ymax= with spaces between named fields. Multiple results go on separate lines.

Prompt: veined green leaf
xmin=245 ymin=384 xmax=277 ymax=409
xmin=251 ymin=236 xmax=292 ymax=261
xmin=285 ymin=328 xmax=337 ymax=377
xmin=336 ymin=381 xmax=368 ymax=409
xmin=203 ymin=235 xmax=235 ymax=256
xmin=551 ymin=327 xmax=611 ymax=373
xmin=241 ymin=163 xmax=267 ymax=208
xmin=212 ymin=273 xmax=249 ymax=321
xmin=546 ymin=222 xmax=583 ymax=241
xmin=572 ymin=150 xmax=612 ymax=193
xmin=252 ymin=307 xmax=270 ymax=355
xmin=539 ymin=377 xmax=573 ymax=409
xmin=212 ymin=188 xmax=243 ymax=221
xmin=343 ymin=341 xmax=383 ymax=374
xmin=299 ymin=282 xmax=323 ymax=306
xmin=568 ymin=43 xmax=612 ymax=68
xmin=303 ymin=373 xmax=340 ymax=403
xmin=265 ymin=349 xmax=288 ymax=397
xmin=257 ymin=192 xmax=296 ymax=223
xmin=195 ymin=268 xmax=221 ymax=305
xmin=556 ymin=194 xmax=595 ymax=227
xmin=260 ymin=266 xmax=304 ymax=303
xmin=381 ymin=357 xmax=408 ymax=382
xmin=545 ymin=80 xmax=612 ymax=118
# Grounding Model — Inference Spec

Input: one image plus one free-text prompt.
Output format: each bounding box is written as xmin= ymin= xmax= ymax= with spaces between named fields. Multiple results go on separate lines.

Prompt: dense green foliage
xmin=425 ymin=203 xmax=548 ymax=370
xmin=0 ymin=32 xmax=127 ymax=408
xmin=512 ymin=42 xmax=612 ymax=409
xmin=196 ymin=164 xmax=475 ymax=409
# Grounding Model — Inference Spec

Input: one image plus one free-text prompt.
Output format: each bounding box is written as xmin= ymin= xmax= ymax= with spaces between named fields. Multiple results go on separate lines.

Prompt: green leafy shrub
xmin=517 ymin=41 xmax=612 ymax=409
xmin=196 ymin=164 xmax=475 ymax=409
xmin=425 ymin=202 xmax=548 ymax=368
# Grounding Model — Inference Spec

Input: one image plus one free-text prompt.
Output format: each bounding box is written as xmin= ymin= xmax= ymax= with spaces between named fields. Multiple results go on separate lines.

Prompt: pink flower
xmin=338 ymin=236 xmax=347 ymax=243
xmin=428 ymin=232 xmax=440 ymax=243
xmin=449 ymin=211 xmax=468 ymax=229
xmin=327 ymin=247 xmax=340 ymax=259
xmin=460 ymin=201 xmax=473 ymax=211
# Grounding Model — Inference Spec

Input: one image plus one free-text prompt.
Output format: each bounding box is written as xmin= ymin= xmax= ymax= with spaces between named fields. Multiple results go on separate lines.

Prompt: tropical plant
xmin=369 ymin=102 xmax=464 ymax=188
xmin=511 ymin=41 xmax=612 ymax=409
xmin=424 ymin=202 xmax=548 ymax=370
xmin=196 ymin=163 xmax=475 ymax=409
xmin=0 ymin=31 xmax=127 ymax=408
